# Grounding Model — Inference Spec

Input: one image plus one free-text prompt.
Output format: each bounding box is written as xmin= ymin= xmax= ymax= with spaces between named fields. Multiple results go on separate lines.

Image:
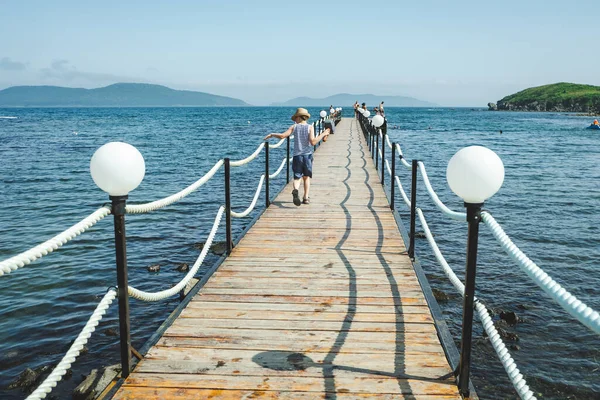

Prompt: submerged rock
xmin=210 ymin=242 xmax=228 ymax=256
xmin=73 ymin=364 xmax=121 ymax=400
xmin=176 ymin=263 xmax=189 ymax=272
xmin=147 ymin=264 xmax=160 ymax=273
xmin=103 ymin=328 xmax=118 ymax=337
xmin=431 ymin=288 xmax=450 ymax=302
xmin=499 ymin=311 xmax=519 ymax=326
xmin=7 ymin=364 xmax=54 ymax=392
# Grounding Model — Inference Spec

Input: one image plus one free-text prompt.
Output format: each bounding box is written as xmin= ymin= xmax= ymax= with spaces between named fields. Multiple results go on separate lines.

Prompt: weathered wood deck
xmin=113 ymin=118 xmax=461 ymax=399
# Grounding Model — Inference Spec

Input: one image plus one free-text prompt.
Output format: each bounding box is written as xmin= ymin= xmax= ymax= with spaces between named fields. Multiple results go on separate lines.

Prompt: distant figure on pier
xmin=361 ymin=102 xmax=367 ymax=112
xmin=379 ymin=101 xmax=385 ymax=116
xmin=353 ymin=101 xmax=359 ymax=117
xmin=264 ymin=108 xmax=330 ymax=206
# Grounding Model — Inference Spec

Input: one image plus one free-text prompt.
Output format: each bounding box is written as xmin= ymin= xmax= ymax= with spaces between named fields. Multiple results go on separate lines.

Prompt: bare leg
xmin=293 ymin=178 xmax=301 ymax=190
xmin=303 ymin=176 xmax=311 ymax=200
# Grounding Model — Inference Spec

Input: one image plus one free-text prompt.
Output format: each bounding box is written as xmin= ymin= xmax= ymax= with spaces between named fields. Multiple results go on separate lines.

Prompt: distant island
xmin=272 ymin=93 xmax=437 ymax=107
xmin=488 ymin=82 xmax=600 ymax=114
xmin=0 ymin=83 xmax=249 ymax=107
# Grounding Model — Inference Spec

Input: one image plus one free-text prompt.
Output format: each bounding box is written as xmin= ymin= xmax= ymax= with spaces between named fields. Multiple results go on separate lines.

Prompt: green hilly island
xmin=0 ymin=83 xmax=249 ymax=107
xmin=490 ymin=82 xmax=600 ymax=113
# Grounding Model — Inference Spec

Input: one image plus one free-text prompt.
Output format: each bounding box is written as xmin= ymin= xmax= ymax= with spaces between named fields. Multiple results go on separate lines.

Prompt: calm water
xmin=0 ymin=107 xmax=598 ymax=399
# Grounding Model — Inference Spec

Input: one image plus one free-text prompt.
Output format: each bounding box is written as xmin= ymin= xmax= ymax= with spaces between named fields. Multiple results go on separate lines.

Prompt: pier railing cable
xmin=380 ymin=119 xmax=600 ymax=337
xmin=230 ymin=176 xmax=265 ymax=218
xmin=356 ymin=111 xmax=600 ymax=399
xmin=8 ymin=122 xmax=328 ymax=399
xmin=26 ymin=289 xmax=117 ymax=400
xmin=128 ymin=206 xmax=224 ymax=301
xmin=0 ymin=207 xmax=111 ymax=276
xmin=417 ymin=208 xmax=536 ymax=400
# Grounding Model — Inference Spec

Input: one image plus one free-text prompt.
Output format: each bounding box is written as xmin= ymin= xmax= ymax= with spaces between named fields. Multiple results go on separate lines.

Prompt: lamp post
xmin=446 ymin=146 xmax=504 ymax=398
xmin=90 ymin=142 xmax=145 ymax=379
xmin=372 ymin=115 xmax=385 ymax=184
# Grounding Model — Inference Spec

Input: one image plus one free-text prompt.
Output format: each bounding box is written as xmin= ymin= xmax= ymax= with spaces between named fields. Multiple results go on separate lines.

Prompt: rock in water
xmin=73 ymin=364 xmax=121 ymax=400
xmin=211 ymin=242 xmax=228 ymax=256
xmin=176 ymin=263 xmax=189 ymax=272
xmin=487 ymin=102 xmax=498 ymax=111
xmin=499 ymin=311 xmax=519 ymax=326
xmin=103 ymin=328 xmax=118 ymax=337
xmin=431 ymin=288 xmax=450 ymax=302
xmin=147 ymin=264 xmax=160 ymax=273
xmin=8 ymin=364 xmax=54 ymax=392
xmin=7 ymin=368 xmax=38 ymax=391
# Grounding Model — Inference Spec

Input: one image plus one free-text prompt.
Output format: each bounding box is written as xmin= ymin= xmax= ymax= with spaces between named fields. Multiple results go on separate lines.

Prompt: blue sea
xmin=0 ymin=107 xmax=598 ymax=399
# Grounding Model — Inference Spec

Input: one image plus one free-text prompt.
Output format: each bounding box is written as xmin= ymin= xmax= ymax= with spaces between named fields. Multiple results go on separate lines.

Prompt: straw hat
xmin=291 ymin=107 xmax=310 ymax=121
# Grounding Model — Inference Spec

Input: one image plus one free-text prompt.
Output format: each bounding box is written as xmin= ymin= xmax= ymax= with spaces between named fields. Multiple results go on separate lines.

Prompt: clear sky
xmin=1 ymin=0 xmax=598 ymax=106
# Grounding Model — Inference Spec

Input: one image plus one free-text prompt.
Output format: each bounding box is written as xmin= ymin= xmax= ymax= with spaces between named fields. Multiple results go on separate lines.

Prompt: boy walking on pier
xmin=264 ymin=108 xmax=330 ymax=206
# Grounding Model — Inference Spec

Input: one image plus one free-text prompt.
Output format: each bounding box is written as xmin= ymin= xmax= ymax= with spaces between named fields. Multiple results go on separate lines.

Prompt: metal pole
xmin=265 ymin=142 xmax=270 ymax=207
xmin=390 ymin=143 xmax=396 ymax=210
xmin=408 ymin=159 xmax=418 ymax=259
xmin=375 ymin=130 xmax=379 ymax=170
xmin=313 ymin=122 xmax=317 ymax=152
xmin=224 ymin=158 xmax=233 ymax=254
xmin=286 ymin=136 xmax=290 ymax=184
xmin=458 ymin=202 xmax=482 ymax=397
xmin=381 ymin=129 xmax=385 ymax=185
xmin=110 ymin=195 xmax=131 ymax=379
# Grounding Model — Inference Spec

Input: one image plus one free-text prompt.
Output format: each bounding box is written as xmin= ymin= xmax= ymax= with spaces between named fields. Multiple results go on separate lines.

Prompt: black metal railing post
xmin=110 ymin=195 xmax=131 ymax=378
xmin=408 ymin=159 xmax=418 ymax=259
xmin=224 ymin=158 xmax=233 ymax=254
xmin=381 ymin=129 xmax=386 ymax=185
xmin=390 ymin=143 xmax=396 ymax=210
xmin=313 ymin=122 xmax=317 ymax=152
xmin=375 ymin=129 xmax=379 ymax=170
xmin=458 ymin=202 xmax=483 ymax=397
xmin=286 ymin=136 xmax=290 ymax=184
xmin=265 ymin=142 xmax=270 ymax=207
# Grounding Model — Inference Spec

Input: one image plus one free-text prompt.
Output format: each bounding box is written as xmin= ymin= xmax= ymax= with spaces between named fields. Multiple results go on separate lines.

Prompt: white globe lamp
xmin=447 ymin=146 xmax=504 ymax=204
xmin=329 ymin=108 xmax=335 ymax=114
xmin=91 ymin=141 xmax=145 ymax=377
xmin=372 ymin=115 xmax=385 ymax=127
xmin=364 ymin=110 xmax=371 ymax=118
xmin=90 ymin=142 xmax=145 ymax=197
xmin=320 ymin=110 xmax=327 ymax=118
xmin=447 ymin=145 xmax=504 ymax=396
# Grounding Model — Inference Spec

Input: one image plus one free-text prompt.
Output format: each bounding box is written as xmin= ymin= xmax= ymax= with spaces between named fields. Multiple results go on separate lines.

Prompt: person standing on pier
xmin=379 ymin=101 xmax=385 ymax=116
xmin=264 ymin=108 xmax=330 ymax=206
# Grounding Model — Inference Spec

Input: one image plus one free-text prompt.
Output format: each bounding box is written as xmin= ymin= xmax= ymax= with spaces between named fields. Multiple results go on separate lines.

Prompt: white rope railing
xmin=0 ymin=207 xmax=111 ymax=276
xmin=230 ymin=143 xmax=264 ymax=167
xmin=395 ymin=143 xmax=412 ymax=169
xmin=386 ymin=158 xmax=412 ymax=207
xmin=385 ymin=133 xmax=393 ymax=150
xmin=395 ymin=176 xmax=412 ymax=207
xmin=128 ymin=206 xmax=223 ymax=301
xmin=269 ymin=137 xmax=286 ymax=149
xmin=26 ymin=289 xmax=117 ymax=400
xmin=482 ymin=212 xmax=600 ymax=336
xmin=126 ymin=160 xmax=224 ymax=214
xmin=269 ymin=157 xmax=288 ymax=179
xmin=417 ymin=208 xmax=536 ymax=400
xmin=417 ymin=161 xmax=466 ymax=221
xmin=231 ymin=175 xmax=265 ymax=218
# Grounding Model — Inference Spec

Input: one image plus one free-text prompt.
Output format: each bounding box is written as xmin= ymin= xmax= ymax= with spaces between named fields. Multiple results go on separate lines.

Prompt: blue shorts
xmin=292 ymin=154 xmax=313 ymax=179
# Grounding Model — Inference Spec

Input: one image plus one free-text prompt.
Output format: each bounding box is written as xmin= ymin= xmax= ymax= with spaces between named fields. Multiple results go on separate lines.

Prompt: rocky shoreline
xmin=488 ymin=101 xmax=600 ymax=115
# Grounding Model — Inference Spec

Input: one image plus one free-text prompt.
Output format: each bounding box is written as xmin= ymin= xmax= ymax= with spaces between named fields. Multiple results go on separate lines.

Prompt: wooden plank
xmin=112 ymin=118 xmax=461 ymax=399
xmin=113 ymin=387 xmax=460 ymax=400
xmin=178 ymin=309 xmax=434 ymax=323
xmin=120 ymin=373 xmax=459 ymax=395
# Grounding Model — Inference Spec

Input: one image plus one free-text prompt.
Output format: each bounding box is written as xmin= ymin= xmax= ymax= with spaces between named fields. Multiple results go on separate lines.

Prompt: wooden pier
xmin=112 ymin=118 xmax=462 ymax=399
